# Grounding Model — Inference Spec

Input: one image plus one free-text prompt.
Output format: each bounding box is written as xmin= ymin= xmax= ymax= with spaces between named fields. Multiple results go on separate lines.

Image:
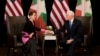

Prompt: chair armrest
xmin=13 ymin=35 xmax=17 ymax=47
xmin=83 ymin=32 xmax=92 ymax=47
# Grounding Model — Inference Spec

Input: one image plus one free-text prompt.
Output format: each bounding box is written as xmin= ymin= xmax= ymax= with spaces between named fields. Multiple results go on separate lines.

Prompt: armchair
xmin=57 ymin=16 xmax=93 ymax=55
xmin=74 ymin=16 xmax=93 ymax=54
xmin=6 ymin=16 xmax=26 ymax=56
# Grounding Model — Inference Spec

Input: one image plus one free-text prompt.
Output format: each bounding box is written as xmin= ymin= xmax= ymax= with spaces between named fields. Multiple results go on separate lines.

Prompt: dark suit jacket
xmin=23 ymin=19 xmax=41 ymax=37
xmin=54 ymin=18 xmax=84 ymax=43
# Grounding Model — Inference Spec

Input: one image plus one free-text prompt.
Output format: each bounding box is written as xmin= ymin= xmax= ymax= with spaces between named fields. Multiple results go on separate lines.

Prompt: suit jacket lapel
xmin=71 ymin=19 xmax=76 ymax=31
xmin=63 ymin=21 xmax=69 ymax=32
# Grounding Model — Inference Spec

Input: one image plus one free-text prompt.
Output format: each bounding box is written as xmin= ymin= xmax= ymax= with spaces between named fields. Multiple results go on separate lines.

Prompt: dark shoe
xmin=66 ymin=54 xmax=72 ymax=56
xmin=60 ymin=54 xmax=67 ymax=56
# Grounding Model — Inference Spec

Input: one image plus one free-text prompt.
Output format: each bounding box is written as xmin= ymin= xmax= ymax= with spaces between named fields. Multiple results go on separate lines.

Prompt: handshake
xmin=44 ymin=30 xmax=54 ymax=35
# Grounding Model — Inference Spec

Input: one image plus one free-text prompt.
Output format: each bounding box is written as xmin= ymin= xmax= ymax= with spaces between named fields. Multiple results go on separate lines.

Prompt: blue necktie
xmin=69 ymin=21 xmax=72 ymax=38
xmin=69 ymin=21 xmax=72 ymax=29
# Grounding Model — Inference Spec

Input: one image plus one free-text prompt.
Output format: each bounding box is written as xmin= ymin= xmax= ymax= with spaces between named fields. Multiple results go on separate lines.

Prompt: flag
xmin=75 ymin=0 xmax=92 ymax=16
xmin=29 ymin=0 xmax=47 ymax=40
xmin=50 ymin=0 xmax=70 ymax=29
xmin=5 ymin=0 xmax=23 ymax=20
xmin=29 ymin=0 xmax=47 ymax=29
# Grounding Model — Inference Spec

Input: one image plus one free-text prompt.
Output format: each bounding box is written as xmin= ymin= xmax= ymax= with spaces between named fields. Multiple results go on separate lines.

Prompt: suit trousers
xmin=60 ymin=39 xmax=79 ymax=56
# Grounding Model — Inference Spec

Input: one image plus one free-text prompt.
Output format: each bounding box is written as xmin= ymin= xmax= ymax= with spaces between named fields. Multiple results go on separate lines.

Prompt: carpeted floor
xmin=0 ymin=44 xmax=100 ymax=56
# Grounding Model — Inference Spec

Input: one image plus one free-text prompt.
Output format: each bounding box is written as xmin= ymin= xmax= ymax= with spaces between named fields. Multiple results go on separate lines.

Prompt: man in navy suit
xmin=50 ymin=10 xmax=84 ymax=56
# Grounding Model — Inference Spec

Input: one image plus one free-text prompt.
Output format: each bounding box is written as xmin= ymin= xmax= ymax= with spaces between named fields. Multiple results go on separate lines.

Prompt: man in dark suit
xmin=50 ymin=10 xmax=83 ymax=56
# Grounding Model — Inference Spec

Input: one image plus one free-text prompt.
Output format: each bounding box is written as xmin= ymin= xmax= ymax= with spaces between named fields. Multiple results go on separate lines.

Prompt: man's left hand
xmin=66 ymin=39 xmax=74 ymax=44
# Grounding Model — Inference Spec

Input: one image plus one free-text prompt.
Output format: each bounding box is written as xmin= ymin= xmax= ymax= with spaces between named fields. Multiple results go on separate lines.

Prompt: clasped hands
xmin=44 ymin=30 xmax=54 ymax=35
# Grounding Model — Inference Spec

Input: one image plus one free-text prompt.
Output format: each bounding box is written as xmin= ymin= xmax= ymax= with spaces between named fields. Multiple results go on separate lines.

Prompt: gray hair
xmin=66 ymin=10 xmax=74 ymax=16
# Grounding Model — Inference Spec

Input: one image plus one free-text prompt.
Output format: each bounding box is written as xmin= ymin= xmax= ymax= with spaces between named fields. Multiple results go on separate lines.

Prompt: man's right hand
xmin=44 ymin=30 xmax=54 ymax=35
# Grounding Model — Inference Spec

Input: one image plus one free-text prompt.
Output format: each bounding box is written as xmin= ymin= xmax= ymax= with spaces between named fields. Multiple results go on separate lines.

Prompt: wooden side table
xmin=42 ymin=34 xmax=58 ymax=56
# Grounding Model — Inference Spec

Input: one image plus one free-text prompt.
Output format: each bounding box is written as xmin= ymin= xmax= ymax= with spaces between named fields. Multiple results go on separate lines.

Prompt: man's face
xmin=65 ymin=13 xmax=73 ymax=21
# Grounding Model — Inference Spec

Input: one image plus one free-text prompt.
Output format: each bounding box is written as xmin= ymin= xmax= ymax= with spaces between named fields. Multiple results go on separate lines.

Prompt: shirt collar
xmin=70 ymin=18 xmax=74 ymax=23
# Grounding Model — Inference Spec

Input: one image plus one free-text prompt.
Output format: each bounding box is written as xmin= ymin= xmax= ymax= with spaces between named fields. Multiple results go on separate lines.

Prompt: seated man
xmin=50 ymin=10 xmax=84 ymax=56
